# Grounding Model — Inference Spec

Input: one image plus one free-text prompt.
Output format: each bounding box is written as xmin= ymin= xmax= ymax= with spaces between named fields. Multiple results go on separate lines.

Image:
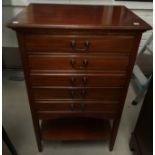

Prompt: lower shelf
xmin=41 ymin=117 xmax=111 ymax=141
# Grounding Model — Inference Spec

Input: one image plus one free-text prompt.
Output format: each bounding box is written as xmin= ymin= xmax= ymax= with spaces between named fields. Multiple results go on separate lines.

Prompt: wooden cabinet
xmin=8 ymin=4 xmax=151 ymax=152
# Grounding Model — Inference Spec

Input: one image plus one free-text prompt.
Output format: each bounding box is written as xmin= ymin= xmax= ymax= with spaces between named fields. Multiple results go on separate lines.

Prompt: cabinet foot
xmin=109 ymin=118 xmax=120 ymax=151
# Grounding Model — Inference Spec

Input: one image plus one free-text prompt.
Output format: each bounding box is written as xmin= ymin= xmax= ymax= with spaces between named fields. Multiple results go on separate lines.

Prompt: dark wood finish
xmin=30 ymin=72 xmax=126 ymax=87
xmin=35 ymin=100 xmax=120 ymax=112
xmin=130 ymin=78 xmax=153 ymax=155
xmin=32 ymin=87 xmax=122 ymax=100
xmin=25 ymin=35 xmax=134 ymax=53
xmin=8 ymin=4 xmax=151 ymax=31
xmin=41 ymin=117 xmax=111 ymax=141
xmin=32 ymin=87 xmax=122 ymax=101
xmin=8 ymin=3 xmax=151 ymax=152
xmin=109 ymin=32 xmax=143 ymax=151
xmin=37 ymin=111 xmax=119 ymax=120
xmin=16 ymin=31 xmax=42 ymax=152
xmin=29 ymin=54 xmax=129 ymax=71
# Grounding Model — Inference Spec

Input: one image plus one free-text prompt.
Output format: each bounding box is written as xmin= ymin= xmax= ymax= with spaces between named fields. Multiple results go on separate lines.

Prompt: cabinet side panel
xmin=109 ymin=32 xmax=142 ymax=151
xmin=16 ymin=31 xmax=42 ymax=151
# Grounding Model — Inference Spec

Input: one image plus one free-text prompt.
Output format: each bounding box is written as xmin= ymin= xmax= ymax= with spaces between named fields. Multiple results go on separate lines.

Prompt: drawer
xmin=29 ymin=54 xmax=129 ymax=71
xmin=37 ymin=111 xmax=118 ymax=120
xmin=25 ymin=35 xmax=134 ymax=53
xmin=30 ymin=73 xmax=126 ymax=87
xmin=31 ymin=87 xmax=122 ymax=101
xmin=34 ymin=100 xmax=120 ymax=112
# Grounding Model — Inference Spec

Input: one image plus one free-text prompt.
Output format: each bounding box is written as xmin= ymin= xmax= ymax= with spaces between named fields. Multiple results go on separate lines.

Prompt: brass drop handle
xmin=70 ymin=90 xmax=75 ymax=98
xmin=83 ymin=59 xmax=88 ymax=66
xmin=70 ymin=59 xmax=76 ymax=67
xmin=84 ymin=40 xmax=90 ymax=48
xmin=70 ymin=40 xmax=76 ymax=49
xmin=82 ymin=77 xmax=87 ymax=85
xmin=70 ymin=77 xmax=76 ymax=84
xmin=70 ymin=40 xmax=90 ymax=52
xmin=81 ymin=90 xmax=86 ymax=98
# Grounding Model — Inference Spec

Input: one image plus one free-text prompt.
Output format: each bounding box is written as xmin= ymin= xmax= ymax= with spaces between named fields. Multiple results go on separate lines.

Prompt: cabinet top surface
xmin=8 ymin=4 xmax=151 ymax=31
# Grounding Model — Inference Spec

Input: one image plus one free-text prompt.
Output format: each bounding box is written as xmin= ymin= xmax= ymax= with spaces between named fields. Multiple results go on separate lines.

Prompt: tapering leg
xmin=32 ymin=118 xmax=42 ymax=152
xmin=109 ymin=118 xmax=121 ymax=151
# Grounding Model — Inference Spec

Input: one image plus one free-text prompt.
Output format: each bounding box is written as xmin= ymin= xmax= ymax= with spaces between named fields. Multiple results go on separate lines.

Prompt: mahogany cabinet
xmin=8 ymin=4 xmax=151 ymax=152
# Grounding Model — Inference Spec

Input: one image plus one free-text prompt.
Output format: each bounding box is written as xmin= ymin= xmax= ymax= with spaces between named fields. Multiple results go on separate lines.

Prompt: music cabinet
xmin=8 ymin=4 xmax=151 ymax=152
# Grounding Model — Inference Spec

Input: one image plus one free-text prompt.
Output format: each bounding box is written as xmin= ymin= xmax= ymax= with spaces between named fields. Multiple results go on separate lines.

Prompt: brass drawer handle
xmin=70 ymin=59 xmax=88 ymax=69
xmin=70 ymin=90 xmax=75 ymax=98
xmin=70 ymin=40 xmax=76 ymax=49
xmin=81 ymin=90 xmax=86 ymax=98
xmin=84 ymin=40 xmax=90 ymax=48
xmin=70 ymin=59 xmax=76 ymax=67
xmin=83 ymin=59 xmax=88 ymax=66
xmin=82 ymin=77 xmax=87 ymax=85
xmin=70 ymin=40 xmax=90 ymax=52
xmin=70 ymin=77 xmax=76 ymax=84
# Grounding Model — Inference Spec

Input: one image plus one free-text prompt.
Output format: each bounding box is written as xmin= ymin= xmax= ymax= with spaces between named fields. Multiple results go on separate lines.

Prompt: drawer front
xmin=25 ymin=35 xmax=134 ymax=53
xmin=34 ymin=101 xmax=120 ymax=112
xmin=37 ymin=111 xmax=118 ymax=120
xmin=30 ymin=73 xmax=126 ymax=87
xmin=32 ymin=87 xmax=122 ymax=101
xmin=29 ymin=55 xmax=129 ymax=71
